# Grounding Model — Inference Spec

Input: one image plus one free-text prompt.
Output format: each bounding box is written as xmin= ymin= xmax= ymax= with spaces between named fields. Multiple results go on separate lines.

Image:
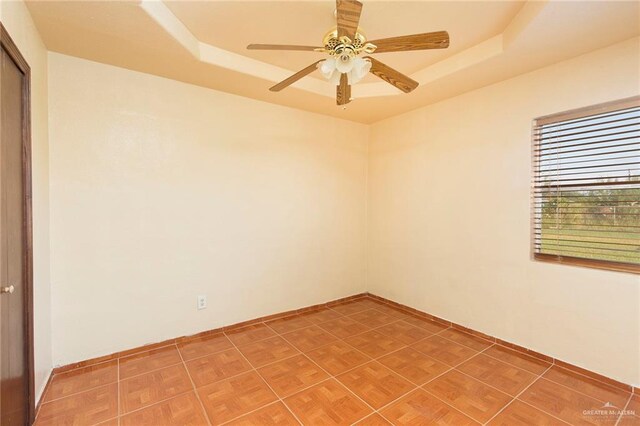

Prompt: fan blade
xmin=270 ymin=61 xmax=323 ymax=92
xmin=247 ymin=44 xmax=322 ymax=51
xmin=368 ymin=31 xmax=450 ymax=53
xmin=365 ymin=57 xmax=418 ymax=93
xmin=336 ymin=73 xmax=351 ymax=105
xmin=336 ymin=0 xmax=363 ymax=41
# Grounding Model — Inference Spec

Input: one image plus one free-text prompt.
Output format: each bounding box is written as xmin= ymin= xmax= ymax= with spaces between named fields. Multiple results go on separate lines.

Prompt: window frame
xmin=531 ymin=96 xmax=640 ymax=275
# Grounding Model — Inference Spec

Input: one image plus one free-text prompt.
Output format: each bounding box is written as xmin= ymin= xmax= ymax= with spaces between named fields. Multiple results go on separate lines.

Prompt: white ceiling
xmin=25 ymin=0 xmax=640 ymax=123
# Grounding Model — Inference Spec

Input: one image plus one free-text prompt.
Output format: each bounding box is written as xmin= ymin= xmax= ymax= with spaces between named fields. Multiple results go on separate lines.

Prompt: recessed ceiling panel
xmin=24 ymin=0 xmax=640 ymax=123
xmin=165 ymin=1 xmax=525 ymax=77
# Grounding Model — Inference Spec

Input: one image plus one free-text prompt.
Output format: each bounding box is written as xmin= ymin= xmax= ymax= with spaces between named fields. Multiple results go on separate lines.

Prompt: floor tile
xmin=412 ymin=335 xmax=478 ymax=367
xmin=284 ymin=379 xmax=372 ymax=425
xmin=225 ymin=323 xmax=277 ymax=346
xmin=45 ymin=361 xmax=118 ymax=402
xmin=197 ymin=371 xmax=278 ymax=425
xmin=355 ymin=413 xmax=392 ymax=425
xmin=543 ymin=366 xmax=630 ymax=407
xmin=257 ymin=354 xmax=329 ymax=398
xmin=236 ymin=336 xmax=299 ymax=368
xmin=119 ymin=346 xmax=183 ymax=379
xmin=96 ymin=419 xmax=119 ymax=426
xmin=178 ymin=333 xmax=234 ymax=361
xmin=344 ymin=330 xmax=406 ymax=358
xmin=398 ymin=316 xmax=449 ymax=334
xmin=282 ymin=325 xmax=338 ymax=352
xmin=618 ymin=404 xmax=640 ymax=426
xmin=619 ymin=416 xmax=640 ymax=425
xmin=439 ymin=329 xmax=493 ymax=351
xmin=120 ymin=364 xmax=193 ymax=413
xmin=300 ymin=308 xmax=343 ymax=324
xmin=375 ymin=321 xmax=433 ymax=345
xmin=423 ymin=370 xmax=511 ymax=423
xmin=457 ymin=354 xmax=538 ymax=396
xmin=40 ymin=296 xmax=635 ymax=426
xmin=353 ymin=299 xmax=386 ymax=309
xmin=367 ymin=304 xmax=408 ymax=319
xmin=337 ymin=361 xmax=415 ymax=409
xmin=487 ymin=400 xmax=567 ymax=425
xmin=519 ymin=378 xmax=618 ymax=425
xmin=267 ymin=315 xmax=314 ymax=334
xmin=36 ymin=383 xmax=118 ymax=426
xmin=225 ymin=402 xmax=299 ymax=425
xmin=306 ymin=340 xmax=371 ymax=376
xmin=120 ymin=392 xmax=208 ymax=426
xmin=484 ymin=345 xmax=551 ymax=375
xmin=380 ymin=389 xmax=478 ymax=425
xmin=330 ymin=301 xmax=377 ymax=316
xmin=317 ymin=316 xmax=371 ymax=339
xmin=185 ymin=348 xmax=252 ymax=387
xmin=378 ymin=347 xmax=450 ymax=385
xmin=625 ymin=393 xmax=639 ymax=415
xmin=349 ymin=309 xmax=400 ymax=328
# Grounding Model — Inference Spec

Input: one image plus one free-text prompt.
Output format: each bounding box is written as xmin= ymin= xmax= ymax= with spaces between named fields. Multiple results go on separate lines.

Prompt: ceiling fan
xmin=247 ymin=0 xmax=450 ymax=106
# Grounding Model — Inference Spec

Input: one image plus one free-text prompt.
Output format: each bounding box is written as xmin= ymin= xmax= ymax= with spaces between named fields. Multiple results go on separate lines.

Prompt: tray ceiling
xmin=25 ymin=0 xmax=640 ymax=123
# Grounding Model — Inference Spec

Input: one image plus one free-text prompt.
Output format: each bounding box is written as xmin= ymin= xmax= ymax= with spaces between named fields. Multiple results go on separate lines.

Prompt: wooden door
xmin=0 ymin=24 xmax=34 ymax=426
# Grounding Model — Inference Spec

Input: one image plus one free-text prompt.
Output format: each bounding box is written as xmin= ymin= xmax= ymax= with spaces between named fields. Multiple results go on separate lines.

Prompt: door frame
xmin=0 ymin=22 xmax=35 ymax=424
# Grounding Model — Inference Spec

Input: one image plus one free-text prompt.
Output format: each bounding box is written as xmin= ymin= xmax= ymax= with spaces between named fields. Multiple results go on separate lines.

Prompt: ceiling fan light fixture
xmin=318 ymin=58 xmax=341 ymax=84
xmin=348 ymin=57 xmax=371 ymax=84
xmin=318 ymin=56 xmax=371 ymax=86
xmin=335 ymin=49 xmax=356 ymax=73
xmin=251 ymin=0 xmax=450 ymax=104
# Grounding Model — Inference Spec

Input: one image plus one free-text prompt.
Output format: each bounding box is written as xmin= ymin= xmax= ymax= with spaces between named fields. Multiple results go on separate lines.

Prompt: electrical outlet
xmin=197 ymin=295 xmax=207 ymax=310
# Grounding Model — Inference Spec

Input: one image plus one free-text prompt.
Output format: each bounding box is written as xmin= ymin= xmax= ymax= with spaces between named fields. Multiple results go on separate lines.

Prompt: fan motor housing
xmin=323 ymin=28 xmax=366 ymax=49
xmin=322 ymin=28 xmax=376 ymax=56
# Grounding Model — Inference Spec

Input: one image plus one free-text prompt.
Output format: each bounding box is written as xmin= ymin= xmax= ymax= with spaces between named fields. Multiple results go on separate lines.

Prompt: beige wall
xmin=40 ymin=24 xmax=640 ymax=387
xmin=48 ymin=53 xmax=369 ymax=366
xmin=0 ymin=0 xmax=51 ymax=400
xmin=368 ymin=37 xmax=640 ymax=386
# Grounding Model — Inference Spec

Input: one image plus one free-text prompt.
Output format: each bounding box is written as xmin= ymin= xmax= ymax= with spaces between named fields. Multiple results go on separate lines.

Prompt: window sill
xmin=534 ymin=253 xmax=640 ymax=275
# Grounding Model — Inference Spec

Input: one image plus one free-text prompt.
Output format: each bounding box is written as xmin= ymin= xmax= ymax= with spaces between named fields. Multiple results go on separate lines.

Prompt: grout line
xmin=334 ymin=372 xmax=390 ymax=416
xmin=38 ymin=381 xmax=118 ymax=407
xmin=550 ymin=362 xmax=634 ymax=395
xmin=614 ymin=392 xmax=634 ymax=426
xmin=475 ymin=350 xmax=550 ymax=376
xmin=116 ymin=345 xmax=195 ymax=419
xmin=118 ymin=361 xmax=184 ymax=382
xmin=361 ymin=332 xmax=496 ymax=423
xmin=217 ymin=400 xmax=297 ymax=426
xmin=352 ymin=412 xmax=379 ymax=425
xmin=117 ymin=389 xmax=194 ymax=419
xmin=454 ymin=366 xmax=518 ymax=400
xmin=481 ymin=363 xmax=554 ymax=425
xmin=517 ymin=399 xmax=574 ymax=426
xmin=385 ymin=344 xmax=497 ymax=424
xmin=535 ymin=376 xmax=631 ymax=410
xmin=276 ymin=323 xmax=400 ymax=423
xmin=225 ymin=332 xmax=305 ymax=426
xmin=176 ymin=343 xmax=212 ymax=426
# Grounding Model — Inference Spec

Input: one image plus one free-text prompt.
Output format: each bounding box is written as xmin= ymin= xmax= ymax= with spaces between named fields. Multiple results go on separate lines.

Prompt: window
xmin=532 ymin=97 xmax=640 ymax=274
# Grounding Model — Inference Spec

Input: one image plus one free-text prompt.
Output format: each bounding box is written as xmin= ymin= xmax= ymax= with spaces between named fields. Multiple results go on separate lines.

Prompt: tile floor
xmin=35 ymin=298 xmax=638 ymax=425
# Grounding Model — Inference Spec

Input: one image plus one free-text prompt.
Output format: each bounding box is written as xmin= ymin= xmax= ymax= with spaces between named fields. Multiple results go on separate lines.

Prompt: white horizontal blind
xmin=532 ymin=99 xmax=640 ymax=272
